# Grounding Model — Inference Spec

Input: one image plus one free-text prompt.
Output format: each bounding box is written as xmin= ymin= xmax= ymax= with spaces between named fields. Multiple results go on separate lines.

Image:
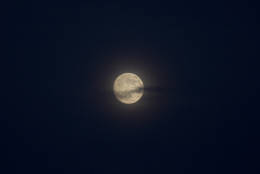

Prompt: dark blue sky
xmin=2 ymin=0 xmax=258 ymax=173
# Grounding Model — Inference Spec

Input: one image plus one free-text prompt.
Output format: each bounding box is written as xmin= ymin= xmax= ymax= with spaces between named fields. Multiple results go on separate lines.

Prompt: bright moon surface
xmin=113 ymin=73 xmax=144 ymax=104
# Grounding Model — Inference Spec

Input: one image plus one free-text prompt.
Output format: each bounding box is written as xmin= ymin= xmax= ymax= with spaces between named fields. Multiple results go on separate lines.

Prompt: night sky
xmin=2 ymin=0 xmax=258 ymax=173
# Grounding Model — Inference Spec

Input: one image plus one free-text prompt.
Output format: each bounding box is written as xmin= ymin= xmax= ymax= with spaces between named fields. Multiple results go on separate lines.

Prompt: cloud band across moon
xmin=112 ymin=86 xmax=173 ymax=99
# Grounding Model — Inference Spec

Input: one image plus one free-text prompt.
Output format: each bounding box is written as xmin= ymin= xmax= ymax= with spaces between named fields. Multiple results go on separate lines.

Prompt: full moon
xmin=113 ymin=73 xmax=144 ymax=104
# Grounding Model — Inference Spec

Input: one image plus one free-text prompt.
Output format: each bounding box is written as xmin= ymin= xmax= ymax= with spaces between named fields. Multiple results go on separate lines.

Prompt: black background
xmin=2 ymin=0 xmax=259 ymax=173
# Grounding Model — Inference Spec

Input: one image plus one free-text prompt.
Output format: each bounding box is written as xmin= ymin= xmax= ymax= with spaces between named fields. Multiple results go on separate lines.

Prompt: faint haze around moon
xmin=113 ymin=73 xmax=144 ymax=104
